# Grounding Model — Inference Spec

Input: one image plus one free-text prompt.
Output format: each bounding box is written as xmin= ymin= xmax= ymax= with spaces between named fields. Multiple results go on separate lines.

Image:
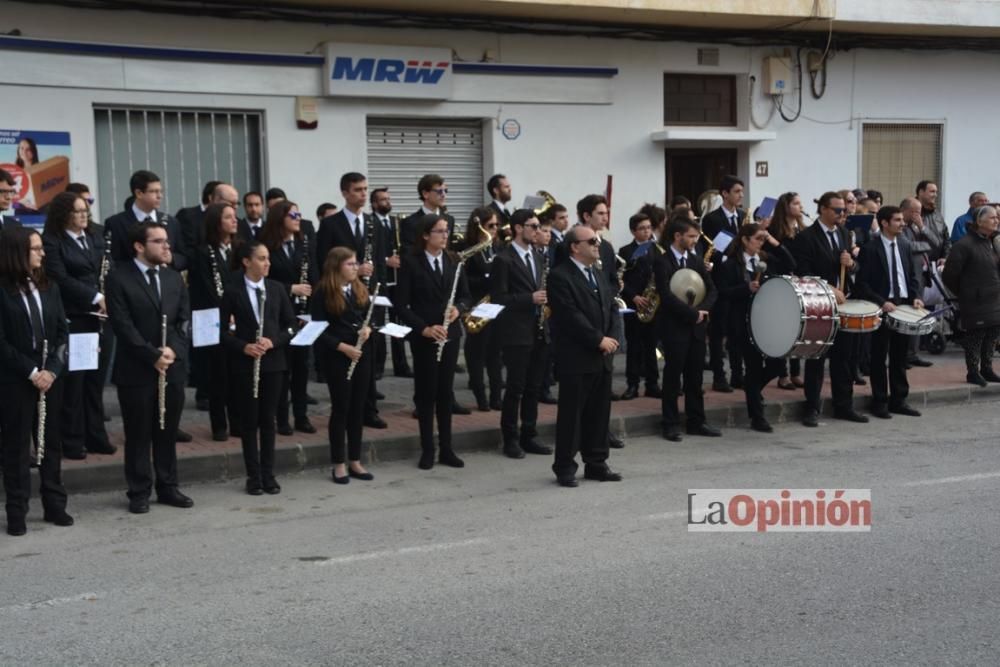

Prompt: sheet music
xmin=191 ymin=308 xmax=220 ymax=348
xmin=68 ymin=332 xmax=100 ymax=372
xmin=470 ymin=302 xmax=504 ymax=320
xmin=379 ymin=322 xmax=412 ymax=339
xmin=290 ymin=320 xmax=329 ymax=346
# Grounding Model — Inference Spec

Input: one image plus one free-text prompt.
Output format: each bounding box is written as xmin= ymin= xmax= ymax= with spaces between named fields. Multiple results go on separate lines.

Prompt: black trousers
xmin=235 ymin=363 xmax=281 ymax=483
xmin=661 ymin=334 xmax=707 ymax=430
xmin=1 ymin=378 xmax=67 ymax=519
xmin=61 ymin=321 xmax=112 ymax=456
xmin=804 ymin=330 xmax=857 ymax=413
xmin=411 ymin=336 xmax=460 ymax=454
xmin=192 ymin=345 xmax=209 ymax=402
xmin=870 ymin=323 xmax=911 ymax=408
xmin=278 ymin=345 xmax=309 ymax=425
xmin=323 ymin=344 xmax=372 ymax=464
xmin=117 ymin=380 xmax=184 ymax=500
xmin=208 ymin=343 xmax=239 ymax=435
xmin=465 ymin=323 xmax=502 ymax=401
xmin=552 ymin=367 xmax=611 ymax=477
xmin=740 ymin=337 xmax=785 ymax=422
xmin=624 ymin=314 xmax=659 ymax=389
xmin=500 ymin=338 xmax=549 ymax=444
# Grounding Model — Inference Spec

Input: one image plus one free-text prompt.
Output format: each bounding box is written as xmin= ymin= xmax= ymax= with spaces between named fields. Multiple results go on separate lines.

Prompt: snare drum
xmin=885 ymin=304 xmax=935 ymax=336
xmin=838 ymin=300 xmax=883 ymax=333
xmin=749 ymin=276 xmax=839 ymax=359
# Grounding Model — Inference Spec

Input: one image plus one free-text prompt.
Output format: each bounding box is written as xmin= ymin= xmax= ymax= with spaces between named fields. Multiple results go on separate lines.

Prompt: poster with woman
xmin=0 ymin=129 xmax=72 ymax=224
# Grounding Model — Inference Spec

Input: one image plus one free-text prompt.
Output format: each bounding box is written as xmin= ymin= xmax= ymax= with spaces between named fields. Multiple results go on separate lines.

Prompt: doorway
xmin=665 ymin=148 xmax=737 ymax=213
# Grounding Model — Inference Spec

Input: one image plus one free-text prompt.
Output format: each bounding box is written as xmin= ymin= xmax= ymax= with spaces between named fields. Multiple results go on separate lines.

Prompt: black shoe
xmin=474 ymin=392 xmax=490 ymax=412
xmin=175 ymin=429 xmax=193 ymax=443
xmin=212 ymin=430 xmax=228 ymax=442
xmin=644 ymin=385 xmax=663 ymax=398
xmin=157 ymin=489 xmax=194 ymax=508
xmin=556 ymin=476 xmax=579 ymax=488
xmin=86 ymin=442 xmax=117 ymax=455
xmin=687 ymin=423 xmax=722 ymax=437
xmin=63 ymin=449 xmax=87 ymax=461
xmin=608 ymin=433 xmax=625 ymax=449
xmin=333 ymin=472 xmax=350 ymax=484
xmin=662 ymin=428 xmax=682 ymax=442
xmin=802 ymin=409 xmax=819 ymax=427
xmin=583 ymin=466 xmax=623 ymax=482
xmin=395 ymin=367 xmax=414 ymax=378
xmin=374 ymin=390 xmax=386 ymax=400
xmin=245 ymin=479 xmax=263 ymax=496
xmin=263 ymin=478 xmax=281 ymax=494
xmin=489 ymin=396 xmax=503 ymax=411
xmin=104 ymin=415 xmax=111 ymax=423
xmin=889 ymin=404 xmax=922 ymax=417
xmin=452 ymin=402 xmax=471 ymax=415
xmin=750 ymin=418 xmax=773 ymax=433
xmin=42 ymin=509 xmax=74 ymax=526
xmin=909 ymin=356 xmax=933 ymax=367
xmin=538 ymin=393 xmax=558 ymax=405
xmin=854 ymin=375 xmax=867 ymax=386
xmin=418 ymin=452 xmax=435 ymax=470
xmin=520 ymin=439 xmax=553 ymax=455
xmin=503 ymin=443 xmax=526 ymax=459
xmin=277 ymin=423 xmax=294 ymax=436
xmin=967 ymin=370 xmax=989 ymax=387
xmin=6 ymin=515 xmax=26 ymax=536
xmin=364 ymin=415 xmax=388 ymax=429
xmin=833 ymin=409 xmax=869 ymax=424
xmin=128 ymin=497 xmax=150 ymax=514
xmin=712 ymin=379 xmax=734 ymax=393
xmin=610 ymin=391 xmax=622 ymax=401
xmin=981 ymin=368 xmax=1000 ymax=383
xmin=306 ymin=394 xmax=319 ymax=405
xmin=730 ymin=376 xmax=744 ymax=390
xmin=411 ymin=409 xmax=419 ymax=420
xmin=196 ymin=398 xmax=210 ymax=411
xmin=294 ymin=418 xmax=317 ymax=434
xmin=375 ymin=371 xmax=384 ymax=381
xmin=348 ymin=468 xmax=374 ymax=481
xmin=229 ymin=429 xmax=243 ymax=439
xmin=439 ymin=450 xmax=465 ymax=468
xmin=454 ymin=363 xmax=466 ymax=374
xmin=871 ymin=406 xmax=892 ymax=419
xmin=620 ymin=385 xmax=640 ymax=400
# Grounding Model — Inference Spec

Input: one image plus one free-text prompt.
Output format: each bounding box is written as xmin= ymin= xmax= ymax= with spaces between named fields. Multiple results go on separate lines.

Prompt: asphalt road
xmin=2 ymin=401 xmax=999 ymax=666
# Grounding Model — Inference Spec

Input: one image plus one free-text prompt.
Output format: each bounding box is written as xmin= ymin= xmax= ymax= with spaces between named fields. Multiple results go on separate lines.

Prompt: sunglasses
xmin=831 ymin=207 xmax=846 ymax=214
xmin=288 ymin=211 xmax=302 ymax=220
xmin=575 ymin=237 xmax=600 ymax=246
xmin=524 ymin=223 xmax=540 ymax=230
xmin=431 ymin=188 xmax=449 ymax=195
xmin=85 ymin=196 xmax=95 ymax=205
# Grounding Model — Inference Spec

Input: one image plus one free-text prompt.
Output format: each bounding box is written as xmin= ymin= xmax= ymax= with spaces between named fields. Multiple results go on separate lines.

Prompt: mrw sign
xmin=324 ymin=43 xmax=453 ymax=99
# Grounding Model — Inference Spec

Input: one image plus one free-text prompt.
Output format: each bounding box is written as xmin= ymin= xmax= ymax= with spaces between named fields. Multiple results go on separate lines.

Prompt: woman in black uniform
xmin=220 ymin=241 xmax=295 ymax=495
xmin=311 ymin=246 xmax=375 ymax=484
xmin=395 ymin=214 xmax=472 ymax=470
xmin=0 ymin=226 xmax=71 ymax=535
xmin=461 ymin=207 xmax=502 ymax=411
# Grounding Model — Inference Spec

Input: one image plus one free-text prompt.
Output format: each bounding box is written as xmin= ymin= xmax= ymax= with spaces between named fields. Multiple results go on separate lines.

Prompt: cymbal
xmin=669 ymin=268 xmax=706 ymax=307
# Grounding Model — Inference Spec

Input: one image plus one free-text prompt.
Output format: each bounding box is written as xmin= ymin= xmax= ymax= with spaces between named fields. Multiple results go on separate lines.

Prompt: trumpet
xmin=253 ymin=286 xmax=266 ymax=399
xmin=158 ymin=314 xmax=167 ymax=430
xmin=347 ymin=283 xmax=379 ymax=380
xmin=36 ymin=340 xmax=48 ymax=465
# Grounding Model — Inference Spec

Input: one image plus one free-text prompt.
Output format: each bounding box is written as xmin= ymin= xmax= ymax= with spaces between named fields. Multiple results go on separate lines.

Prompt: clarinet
xmin=36 ymin=340 xmax=48 ymax=466
xmin=296 ymin=234 xmax=309 ymax=310
xmin=253 ymin=287 xmax=266 ymax=400
xmin=99 ymin=227 xmax=111 ymax=294
xmin=537 ymin=251 xmax=549 ymax=334
xmin=347 ymin=283 xmax=380 ymax=380
xmin=362 ymin=216 xmax=373 ymax=287
xmin=158 ymin=314 xmax=167 ymax=430
xmin=210 ymin=246 xmax=224 ymax=299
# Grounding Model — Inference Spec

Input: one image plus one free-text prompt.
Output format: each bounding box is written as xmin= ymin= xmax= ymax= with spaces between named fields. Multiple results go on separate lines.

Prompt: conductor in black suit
xmin=106 ymin=222 xmax=193 ymax=515
xmin=41 ymin=191 xmax=116 ymax=459
xmin=0 ymin=168 xmax=23 ymax=232
xmin=792 ymin=192 xmax=867 ymax=427
xmin=854 ymin=206 xmax=924 ymax=419
xmin=547 ymin=224 xmax=622 ymax=487
xmin=104 ymin=170 xmax=188 ymax=271
xmin=399 ymin=174 xmax=456 ymax=254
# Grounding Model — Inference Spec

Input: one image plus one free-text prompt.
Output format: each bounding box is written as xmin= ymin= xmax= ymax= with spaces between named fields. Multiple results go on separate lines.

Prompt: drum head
xmin=839 ymin=300 xmax=880 ymax=315
xmin=892 ymin=304 xmax=929 ymax=323
xmin=750 ymin=278 xmax=801 ymax=358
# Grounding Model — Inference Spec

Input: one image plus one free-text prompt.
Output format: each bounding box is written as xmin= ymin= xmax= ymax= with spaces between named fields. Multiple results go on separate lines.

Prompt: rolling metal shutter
xmin=366 ymin=118 xmax=484 ymax=225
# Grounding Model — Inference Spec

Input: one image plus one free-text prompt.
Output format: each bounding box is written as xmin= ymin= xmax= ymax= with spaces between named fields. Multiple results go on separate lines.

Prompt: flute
xmin=158 ymin=314 xmax=167 ymax=430
xmin=437 ymin=262 xmax=462 ymax=362
xmin=36 ymin=340 xmax=48 ymax=466
xmin=347 ymin=283 xmax=380 ymax=380
xmin=253 ymin=287 xmax=266 ymax=399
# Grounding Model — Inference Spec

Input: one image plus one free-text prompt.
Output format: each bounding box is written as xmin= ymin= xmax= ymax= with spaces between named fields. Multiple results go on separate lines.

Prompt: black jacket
xmin=395 ymin=251 xmax=471 ymax=342
xmin=219 ymin=277 xmax=295 ymax=373
xmin=104 ymin=208 xmax=188 ymax=272
xmin=42 ymin=228 xmax=107 ymax=319
xmin=792 ymin=221 xmax=855 ymax=291
xmin=855 ymin=236 xmax=920 ymax=307
xmin=701 ymin=207 xmax=745 ymax=243
xmin=188 ymin=244 xmax=241 ymax=311
xmin=265 ymin=232 xmax=317 ymax=312
xmin=489 ymin=243 xmax=547 ymax=346
xmin=316 ymin=210 xmax=380 ymax=277
xmin=236 ymin=218 xmax=265 ymax=243
xmin=310 ymin=285 xmax=374 ymax=359
xmin=716 ymin=249 xmax=792 ymax=340
xmin=399 ymin=209 xmax=456 ymax=255
xmin=942 ymin=231 xmax=1000 ymax=330
xmin=0 ymin=281 xmax=68 ymax=385
xmin=653 ymin=248 xmax=718 ymax=342
xmin=0 ymin=214 xmax=22 ymax=233
xmin=106 ymin=260 xmax=190 ymax=386
xmin=546 ymin=259 xmax=621 ymax=374
xmin=463 ymin=241 xmax=497 ymax=302
xmin=175 ymin=204 xmax=205 ymax=257
xmin=552 ymin=228 xmax=617 ymax=287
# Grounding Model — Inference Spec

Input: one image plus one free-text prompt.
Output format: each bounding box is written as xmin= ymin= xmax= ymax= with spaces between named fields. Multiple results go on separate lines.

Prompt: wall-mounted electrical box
xmin=762 ymin=56 xmax=793 ymax=95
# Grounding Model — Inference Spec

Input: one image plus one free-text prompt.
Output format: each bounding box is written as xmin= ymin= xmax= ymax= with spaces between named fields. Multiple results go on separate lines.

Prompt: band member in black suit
xmin=534 ymin=214 xmax=559 ymax=405
xmin=547 ymin=225 xmax=622 ymax=487
xmin=369 ymin=187 xmax=412 ymax=378
xmin=655 ymin=217 xmax=721 ymax=442
xmin=395 ymin=214 xmax=471 ymax=470
xmin=399 ymin=174 xmax=456 ymax=254
xmin=490 ymin=208 xmax=553 ymax=459
xmin=220 ymin=241 xmax=295 ymax=495
xmin=717 ymin=223 xmax=796 ymax=433
xmin=0 ymin=227 xmax=71 ymax=535
xmin=487 ymin=173 xmax=513 ymax=241
xmin=189 ymin=202 xmax=243 ymax=441
xmin=618 ymin=212 xmax=661 ymax=400
xmin=0 ymin=168 xmax=23 ymax=231
xmin=855 ymin=205 xmax=923 ymax=419
xmin=41 ymin=192 xmax=115 ymax=459
xmin=701 ymin=175 xmax=746 ymax=394
xmin=237 ymin=191 xmax=267 ymax=242
xmin=462 ymin=207 xmax=503 ymax=412
xmin=311 ymin=246 xmax=376 ymax=484
xmin=793 ymin=191 xmax=867 ymax=426
xmin=105 ymin=170 xmax=188 ymax=271
xmin=260 ymin=200 xmax=316 ymax=435
xmin=106 ymin=222 xmax=193 ymax=514
xmin=175 ymin=180 xmax=220 ymax=254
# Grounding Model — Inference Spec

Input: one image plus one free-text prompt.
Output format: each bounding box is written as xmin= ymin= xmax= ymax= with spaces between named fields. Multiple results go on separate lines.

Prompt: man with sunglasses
xmin=400 ymin=174 xmax=456 ymax=254
xmin=0 ymin=169 xmax=22 ymax=230
xmin=792 ymin=191 xmax=867 ymax=427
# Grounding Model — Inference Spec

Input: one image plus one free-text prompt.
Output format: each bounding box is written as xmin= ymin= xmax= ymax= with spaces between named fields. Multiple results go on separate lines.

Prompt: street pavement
xmin=2 ymin=401 xmax=999 ymax=666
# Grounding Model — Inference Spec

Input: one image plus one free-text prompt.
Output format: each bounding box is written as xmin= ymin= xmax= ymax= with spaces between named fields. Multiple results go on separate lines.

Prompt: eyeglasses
xmin=524 ymin=223 xmax=540 ymax=230
xmin=431 ymin=188 xmax=449 ymax=195
xmin=0 ymin=188 xmax=17 ymax=196
xmin=574 ymin=237 xmax=601 ymax=246
xmin=288 ymin=212 xmax=302 ymax=220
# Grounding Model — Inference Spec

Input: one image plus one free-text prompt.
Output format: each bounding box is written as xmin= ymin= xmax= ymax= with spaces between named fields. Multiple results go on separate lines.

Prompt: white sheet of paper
xmin=522 ymin=195 xmax=545 ymax=211
xmin=379 ymin=322 xmax=412 ymax=339
xmin=290 ymin=320 xmax=328 ymax=346
xmin=619 ymin=307 xmax=635 ymax=314
xmin=374 ymin=295 xmax=393 ymax=307
xmin=470 ymin=302 xmax=505 ymax=320
xmin=297 ymin=314 xmax=312 ymax=323
xmin=712 ymin=230 xmax=734 ymax=254
xmin=68 ymin=332 xmax=100 ymax=372
xmin=191 ymin=308 xmax=220 ymax=348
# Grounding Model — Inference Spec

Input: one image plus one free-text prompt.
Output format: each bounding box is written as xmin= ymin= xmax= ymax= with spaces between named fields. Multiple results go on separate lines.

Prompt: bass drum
xmin=749 ymin=276 xmax=839 ymax=359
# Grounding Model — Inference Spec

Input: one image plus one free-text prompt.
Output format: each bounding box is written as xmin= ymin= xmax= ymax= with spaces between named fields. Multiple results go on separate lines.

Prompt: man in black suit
xmin=104 ymin=170 xmax=188 ymax=271
xmin=175 ymin=180 xmax=220 ymax=253
xmin=547 ymin=224 xmax=623 ymax=487
xmin=237 ymin=190 xmax=266 ymax=242
xmin=793 ymin=191 xmax=868 ymax=427
xmin=487 ymin=173 xmax=513 ymax=241
xmin=399 ymin=174 xmax=455 ymax=254
xmin=0 ymin=168 xmax=22 ymax=231
xmin=369 ymin=186 xmax=412 ymax=378
xmin=490 ymin=209 xmax=554 ymax=459
xmin=106 ymin=222 xmax=194 ymax=514
xmin=855 ymin=205 xmax=924 ymax=419
xmin=618 ymin=212 xmax=661 ymax=400
xmin=701 ymin=174 xmax=746 ymax=393
xmin=655 ymin=217 xmax=721 ymax=441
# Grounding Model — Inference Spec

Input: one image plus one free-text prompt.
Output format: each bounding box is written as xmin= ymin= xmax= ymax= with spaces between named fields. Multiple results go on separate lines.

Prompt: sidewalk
xmin=63 ymin=348 xmax=997 ymax=492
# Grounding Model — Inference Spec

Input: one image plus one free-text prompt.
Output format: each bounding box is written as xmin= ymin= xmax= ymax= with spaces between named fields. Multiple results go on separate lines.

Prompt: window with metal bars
xmin=93 ymin=106 xmax=265 ymax=220
xmin=861 ymin=123 xmax=943 ymax=209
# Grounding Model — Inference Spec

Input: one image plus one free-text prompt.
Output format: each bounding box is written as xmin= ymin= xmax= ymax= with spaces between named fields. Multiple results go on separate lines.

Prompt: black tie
xmin=586 ymin=267 xmax=597 ymax=289
xmin=146 ymin=268 xmax=160 ymax=304
xmin=252 ymin=225 xmax=261 ymax=240
xmin=828 ymin=231 xmax=839 ymax=251
xmin=77 ymin=235 xmax=89 ymax=252
xmin=143 ymin=216 xmax=154 ymax=224
xmin=354 ymin=217 xmax=364 ymax=249
xmin=255 ymin=287 xmax=264 ymax=325
xmin=890 ymin=241 xmax=900 ymax=302
xmin=25 ymin=287 xmax=44 ymax=352
xmin=679 ymin=254 xmax=686 ymax=268
xmin=285 ymin=240 xmax=295 ymax=258
xmin=433 ymin=257 xmax=442 ymax=281
xmin=729 ymin=214 xmax=737 ymax=232
xmin=524 ymin=252 xmax=535 ymax=286
xmin=749 ymin=257 xmax=757 ymax=280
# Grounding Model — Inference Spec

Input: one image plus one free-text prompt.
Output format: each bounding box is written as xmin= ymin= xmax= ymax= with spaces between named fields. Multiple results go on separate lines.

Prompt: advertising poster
xmin=0 ymin=129 xmax=73 ymax=226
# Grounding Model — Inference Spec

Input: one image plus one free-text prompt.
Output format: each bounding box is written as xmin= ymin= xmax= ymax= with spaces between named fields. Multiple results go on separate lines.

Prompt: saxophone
xmin=701 ymin=232 xmax=716 ymax=270
xmin=613 ymin=254 xmax=628 ymax=310
xmin=636 ymin=243 xmax=664 ymax=324
xmin=461 ymin=220 xmax=495 ymax=335
xmin=296 ymin=234 xmax=310 ymax=310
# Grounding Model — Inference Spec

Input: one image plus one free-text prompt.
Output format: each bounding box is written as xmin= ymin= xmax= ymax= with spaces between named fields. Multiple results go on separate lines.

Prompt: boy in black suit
xmin=399 ymin=174 xmax=456 ymax=254
xmin=104 ymin=170 xmax=188 ymax=271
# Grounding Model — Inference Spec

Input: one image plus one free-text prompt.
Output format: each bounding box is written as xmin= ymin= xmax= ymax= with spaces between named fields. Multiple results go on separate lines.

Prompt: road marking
xmin=0 ymin=592 xmax=105 ymax=613
xmin=315 ymin=537 xmax=489 ymax=566
xmin=644 ymin=509 xmax=709 ymax=521
xmin=901 ymin=471 xmax=1000 ymax=487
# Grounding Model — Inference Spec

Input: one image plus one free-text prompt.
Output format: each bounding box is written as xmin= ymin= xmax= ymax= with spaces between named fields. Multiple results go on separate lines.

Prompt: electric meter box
xmin=762 ymin=56 xmax=793 ymax=95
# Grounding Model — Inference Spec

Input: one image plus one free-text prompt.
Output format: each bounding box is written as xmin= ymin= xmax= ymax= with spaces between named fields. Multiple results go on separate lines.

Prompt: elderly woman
xmin=942 ymin=205 xmax=1000 ymax=386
